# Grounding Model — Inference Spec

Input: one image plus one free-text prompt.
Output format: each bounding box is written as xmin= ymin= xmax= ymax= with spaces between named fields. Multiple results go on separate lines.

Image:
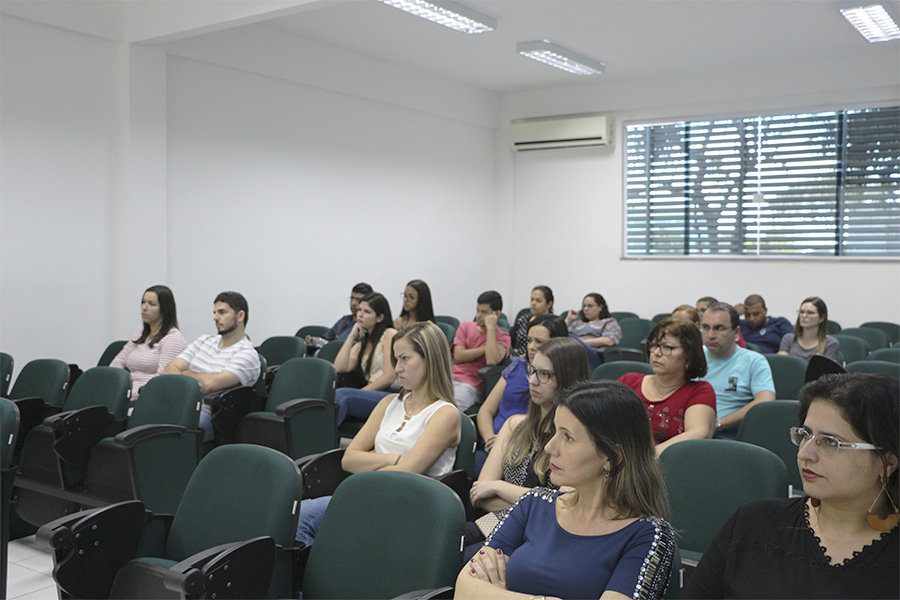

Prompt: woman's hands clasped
xmin=467 ymin=547 xmax=508 ymax=589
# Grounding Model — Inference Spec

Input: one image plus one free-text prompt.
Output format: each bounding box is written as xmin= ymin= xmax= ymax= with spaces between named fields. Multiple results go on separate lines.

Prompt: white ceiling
xmin=3 ymin=0 xmax=898 ymax=93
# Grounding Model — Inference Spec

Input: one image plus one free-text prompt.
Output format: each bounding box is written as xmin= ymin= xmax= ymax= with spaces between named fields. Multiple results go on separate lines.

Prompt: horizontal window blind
xmin=625 ymin=106 xmax=899 ymax=257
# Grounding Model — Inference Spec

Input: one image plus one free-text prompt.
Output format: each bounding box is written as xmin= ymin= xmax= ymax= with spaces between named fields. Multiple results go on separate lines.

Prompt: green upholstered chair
xmin=659 ymin=439 xmax=787 ymax=567
xmin=434 ymin=315 xmax=461 ymax=330
xmin=860 ymin=321 xmax=900 ymax=346
xmin=295 ymin=325 xmax=329 ymax=339
xmin=845 ymin=360 xmax=900 ymax=380
xmin=826 ymin=320 xmax=842 ymax=334
xmin=736 ymin=400 xmax=802 ymax=496
xmin=436 ymin=321 xmax=456 ymax=346
xmin=1 ymin=398 xmax=21 ymax=599
xmin=832 ymin=333 xmax=869 ymax=364
xmin=763 ymin=354 xmax=808 ymax=400
xmin=317 ymin=340 xmax=344 ymax=364
xmin=258 ymin=335 xmax=307 ymax=367
xmin=37 ymin=444 xmax=302 ymax=600
xmin=839 ymin=327 xmax=890 ymax=352
xmin=302 ymin=471 xmax=464 ymax=599
xmin=870 ymin=347 xmax=900 ymax=363
xmin=7 ymin=358 xmax=70 ymax=461
xmin=591 ymin=360 xmax=655 ymax=380
xmin=0 ymin=352 xmax=13 ymax=397
xmin=611 ymin=311 xmax=640 ymax=321
xmin=652 ymin=312 xmax=672 ymax=324
xmin=96 ymin=340 xmax=127 ymax=367
xmin=81 ymin=374 xmax=203 ymax=515
xmin=236 ymin=357 xmax=338 ymax=459
xmin=514 ymin=307 xmax=532 ymax=323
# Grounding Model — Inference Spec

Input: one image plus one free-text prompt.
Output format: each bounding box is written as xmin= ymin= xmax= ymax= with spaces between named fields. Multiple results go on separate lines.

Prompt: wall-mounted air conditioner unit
xmin=510 ymin=114 xmax=613 ymax=151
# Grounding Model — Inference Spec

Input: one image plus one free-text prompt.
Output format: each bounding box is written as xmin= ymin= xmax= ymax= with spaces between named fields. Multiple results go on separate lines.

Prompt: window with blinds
xmin=624 ymin=106 xmax=899 ymax=257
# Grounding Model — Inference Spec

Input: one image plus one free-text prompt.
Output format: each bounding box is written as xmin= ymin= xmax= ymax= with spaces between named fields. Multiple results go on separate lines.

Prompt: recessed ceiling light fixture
xmin=516 ymin=40 xmax=605 ymax=75
xmin=377 ymin=0 xmax=496 ymax=34
xmin=838 ymin=2 xmax=900 ymax=42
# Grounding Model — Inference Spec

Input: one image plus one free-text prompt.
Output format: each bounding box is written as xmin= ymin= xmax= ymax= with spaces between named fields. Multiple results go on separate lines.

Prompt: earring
xmin=867 ymin=476 xmax=899 ymax=532
xmin=603 ymin=472 xmax=610 ymax=482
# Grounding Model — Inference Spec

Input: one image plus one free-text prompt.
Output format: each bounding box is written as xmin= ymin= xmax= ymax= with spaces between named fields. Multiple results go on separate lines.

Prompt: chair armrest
xmin=113 ymin=424 xmax=189 ymax=447
xmin=477 ymin=364 xmax=506 ymax=380
xmin=275 ymin=398 xmax=331 ymax=419
xmin=392 ymin=587 xmax=455 ymax=600
xmin=205 ymin=385 xmax=259 ymax=445
xmin=436 ymin=469 xmax=471 ymax=509
xmin=298 ymin=448 xmax=348 ymax=499
xmin=44 ymin=405 xmax=114 ymax=468
xmin=164 ymin=536 xmax=277 ymax=599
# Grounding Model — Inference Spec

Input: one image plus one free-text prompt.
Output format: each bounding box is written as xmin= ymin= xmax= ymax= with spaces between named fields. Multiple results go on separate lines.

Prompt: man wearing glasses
xmin=700 ymin=302 xmax=775 ymax=438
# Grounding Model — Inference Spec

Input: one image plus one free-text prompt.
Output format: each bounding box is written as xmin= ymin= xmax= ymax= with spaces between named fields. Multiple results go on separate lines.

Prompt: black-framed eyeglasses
xmin=648 ymin=343 xmax=682 ymax=356
xmin=526 ymin=363 xmax=555 ymax=384
xmin=789 ymin=427 xmax=880 ymax=456
xmin=699 ymin=324 xmax=733 ymax=333
xmin=401 ymin=293 xmax=417 ymax=301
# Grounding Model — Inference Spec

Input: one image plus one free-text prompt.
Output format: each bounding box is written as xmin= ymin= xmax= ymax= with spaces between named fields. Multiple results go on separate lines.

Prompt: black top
xmin=684 ymin=497 xmax=898 ymax=599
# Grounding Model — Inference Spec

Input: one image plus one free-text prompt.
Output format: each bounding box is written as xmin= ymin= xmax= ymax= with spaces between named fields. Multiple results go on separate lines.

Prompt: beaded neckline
xmin=803 ymin=500 xmax=891 ymax=567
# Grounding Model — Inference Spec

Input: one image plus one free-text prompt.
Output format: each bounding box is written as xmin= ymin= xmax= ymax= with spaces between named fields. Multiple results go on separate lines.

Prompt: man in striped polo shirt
xmin=164 ymin=291 xmax=261 ymax=442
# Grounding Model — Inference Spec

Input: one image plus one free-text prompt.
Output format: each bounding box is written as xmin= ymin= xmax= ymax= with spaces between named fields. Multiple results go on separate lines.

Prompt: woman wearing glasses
xmin=686 ymin=373 xmax=899 ymax=599
xmin=466 ymin=337 xmax=589 ymax=560
xmin=777 ymin=296 xmax=841 ymax=362
xmin=618 ymin=318 xmax=716 ymax=454
xmin=564 ymin=292 xmax=622 ymax=348
xmin=393 ymin=279 xmax=435 ymax=330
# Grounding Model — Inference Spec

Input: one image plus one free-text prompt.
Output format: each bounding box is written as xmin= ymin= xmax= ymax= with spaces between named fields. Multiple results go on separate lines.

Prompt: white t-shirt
xmin=375 ymin=394 xmax=458 ymax=478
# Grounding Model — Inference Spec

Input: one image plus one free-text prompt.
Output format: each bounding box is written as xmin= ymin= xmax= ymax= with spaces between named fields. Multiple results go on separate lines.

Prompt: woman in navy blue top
xmin=456 ymin=380 xmax=675 ymax=600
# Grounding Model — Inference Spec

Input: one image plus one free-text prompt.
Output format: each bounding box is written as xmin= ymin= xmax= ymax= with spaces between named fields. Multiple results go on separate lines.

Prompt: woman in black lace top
xmin=686 ymin=373 xmax=899 ymax=599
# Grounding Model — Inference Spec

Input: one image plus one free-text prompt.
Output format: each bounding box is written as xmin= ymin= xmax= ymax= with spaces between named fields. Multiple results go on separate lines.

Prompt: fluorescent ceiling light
xmin=839 ymin=2 xmax=900 ymax=42
xmin=516 ymin=40 xmax=605 ymax=75
xmin=377 ymin=0 xmax=496 ymax=34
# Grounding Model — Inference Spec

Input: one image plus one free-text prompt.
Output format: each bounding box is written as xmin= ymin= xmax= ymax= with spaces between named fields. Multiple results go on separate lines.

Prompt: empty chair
xmin=258 ymin=335 xmax=307 ymax=367
xmin=36 ymin=444 xmax=302 ymax=599
xmin=764 ymin=354 xmax=808 ymax=400
xmin=845 ymin=360 xmax=900 ymax=380
xmin=295 ymin=325 xmax=329 ymax=339
xmin=7 ymin=358 xmax=70 ymax=459
xmin=826 ymin=320 xmax=841 ymax=334
xmin=736 ymin=400 xmax=802 ymax=495
xmin=652 ymin=312 xmax=672 ymax=324
xmin=591 ymin=361 xmax=655 ymax=381
xmin=434 ymin=315 xmax=461 ymax=329
xmin=870 ymin=347 xmax=900 ymax=363
xmin=316 ymin=340 xmax=344 ymax=364
xmin=839 ymin=327 xmax=890 ymax=352
xmin=860 ymin=321 xmax=900 ymax=346
xmin=611 ymin=311 xmax=640 ymax=321
xmin=96 ymin=340 xmax=127 ymax=367
xmin=659 ymin=439 xmax=788 ymax=566
xmin=831 ymin=333 xmax=869 ymax=364
xmin=0 ymin=352 xmax=12 ymax=397
xmin=302 ymin=471 xmax=464 ymax=599
xmin=600 ymin=318 xmax=654 ymax=363
xmin=1 ymin=398 xmax=21 ymax=599
xmin=436 ymin=321 xmax=456 ymax=346
xmin=236 ymin=357 xmax=338 ymax=459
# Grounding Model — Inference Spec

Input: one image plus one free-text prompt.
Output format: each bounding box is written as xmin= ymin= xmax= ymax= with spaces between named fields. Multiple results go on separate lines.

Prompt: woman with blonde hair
xmin=778 ymin=296 xmax=840 ymax=362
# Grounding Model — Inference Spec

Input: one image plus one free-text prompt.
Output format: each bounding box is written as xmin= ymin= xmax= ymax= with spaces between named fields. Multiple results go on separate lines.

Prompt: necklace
xmin=395 ymin=396 xmax=418 ymax=433
xmin=652 ymin=377 xmax=682 ymax=400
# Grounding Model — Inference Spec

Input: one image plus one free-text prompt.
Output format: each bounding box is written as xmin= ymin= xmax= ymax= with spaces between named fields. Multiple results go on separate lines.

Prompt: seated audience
xmin=296 ymin=322 xmax=460 ymax=546
xmin=778 ymin=296 xmax=841 ymax=362
xmin=699 ymin=302 xmax=775 ymax=438
xmin=738 ymin=294 xmax=793 ymax=354
xmin=685 ymin=373 xmax=899 ymax=599
xmin=451 ymin=291 xmax=512 ymax=412
xmin=111 ymin=284 xmax=186 ymax=405
xmin=393 ymin=279 xmax=435 ymax=329
xmin=564 ymin=293 xmax=622 ymax=348
xmin=509 ymin=285 xmax=554 ymax=357
xmin=619 ymin=318 xmax=715 ymax=454
xmin=672 ymin=304 xmax=700 ymax=325
xmin=333 ymin=292 xmax=398 ymax=425
xmin=466 ymin=337 xmax=589 ymax=559
xmin=308 ymin=282 xmax=372 ymax=347
xmin=697 ymin=296 xmax=747 ymax=348
xmin=456 ymin=380 xmax=675 ymax=599
xmin=163 ymin=291 xmax=261 ymax=442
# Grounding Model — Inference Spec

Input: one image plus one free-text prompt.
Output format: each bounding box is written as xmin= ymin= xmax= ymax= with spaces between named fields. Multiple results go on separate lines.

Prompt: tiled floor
xmin=6 ymin=536 xmax=58 ymax=599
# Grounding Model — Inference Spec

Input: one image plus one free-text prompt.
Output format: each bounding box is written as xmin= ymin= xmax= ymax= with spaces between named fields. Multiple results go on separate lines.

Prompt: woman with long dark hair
xmin=393 ymin=279 xmax=435 ymax=329
xmin=508 ymin=285 xmax=554 ymax=357
xmin=778 ymin=296 xmax=840 ymax=362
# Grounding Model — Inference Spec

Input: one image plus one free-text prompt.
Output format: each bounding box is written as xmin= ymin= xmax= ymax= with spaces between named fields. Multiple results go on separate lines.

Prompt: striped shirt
xmin=176 ymin=334 xmax=261 ymax=390
xmin=111 ymin=327 xmax=187 ymax=399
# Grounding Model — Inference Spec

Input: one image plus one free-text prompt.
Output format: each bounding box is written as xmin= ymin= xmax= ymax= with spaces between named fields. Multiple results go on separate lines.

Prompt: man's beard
xmin=218 ymin=322 xmax=237 ymax=336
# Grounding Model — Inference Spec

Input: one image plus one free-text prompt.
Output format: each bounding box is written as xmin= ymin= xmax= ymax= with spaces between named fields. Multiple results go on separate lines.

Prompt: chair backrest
xmin=434 ymin=315 xmax=461 ymax=329
xmin=63 ymin=366 xmax=132 ymax=417
xmin=870 ymin=347 xmax=900 ymax=363
xmin=166 ymin=444 xmax=301 ymax=561
xmin=591 ymin=361 xmax=655 ymax=381
xmin=651 ymin=312 xmax=671 ymax=324
xmin=860 ymin=321 xmax=900 ymax=346
xmin=1 ymin=352 xmax=13 ymax=397
xmin=660 ymin=439 xmax=787 ymax=557
xmin=826 ymin=320 xmax=841 ymax=334
xmin=266 ymin=357 xmax=336 ymax=411
xmin=97 ymin=340 xmax=127 ymax=367
xmin=454 ymin=413 xmax=477 ymax=478
xmin=295 ymin=325 xmax=329 ymax=339
xmin=127 ymin=374 xmax=202 ymax=429
xmin=9 ymin=358 xmax=70 ymax=407
xmin=1 ymin=397 xmax=20 ymax=468
xmin=611 ymin=311 xmax=640 ymax=321
xmin=804 ymin=354 xmax=845 ymax=383
xmin=258 ymin=336 xmax=307 ymax=367
xmin=736 ymin=400 xmax=802 ymax=494
xmin=514 ymin=307 xmax=532 ymax=323
xmin=618 ymin=318 xmax=655 ymax=349
xmin=304 ymin=471 xmax=464 ymax=599
xmin=832 ymin=334 xmax=869 ymax=364
xmin=840 ymin=327 xmax=890 ymax=352
xmin=845 ymin=360 xmax=900 ymax=380
xmin=317 ymin=340 xmax=344 ymax=364
xmin=435 ymin=321 xmax=456 ymax=346
xmin=763 ymin=354 xmax=808 ymax=400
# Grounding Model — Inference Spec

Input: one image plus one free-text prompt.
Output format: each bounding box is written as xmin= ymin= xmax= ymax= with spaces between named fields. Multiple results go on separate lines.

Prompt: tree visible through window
xmin=624 ymin=106 xmax=899 ymax=257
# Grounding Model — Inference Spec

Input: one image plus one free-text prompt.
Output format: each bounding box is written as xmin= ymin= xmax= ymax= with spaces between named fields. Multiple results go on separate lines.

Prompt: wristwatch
xmin=715 ymin=419 xmax=722 ymax=432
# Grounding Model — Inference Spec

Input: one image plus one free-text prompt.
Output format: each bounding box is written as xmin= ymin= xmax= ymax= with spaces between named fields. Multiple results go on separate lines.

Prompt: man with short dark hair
xmin=451 ymin=290 xmax=511 ymax=411
xmin=164 ymin=291 xmax=261 ymax=441
xmin=700 ymin=302 xmax=775 ymax=438
xmin=312 ymin=282 xmax=373 ymax=344
xmin=738 ymin=294 xmax=793 ymax=354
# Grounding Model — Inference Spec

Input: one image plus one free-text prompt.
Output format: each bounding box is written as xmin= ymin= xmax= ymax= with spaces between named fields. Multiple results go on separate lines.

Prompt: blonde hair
xmin=391 ymin=321 xmax=455 ymax=406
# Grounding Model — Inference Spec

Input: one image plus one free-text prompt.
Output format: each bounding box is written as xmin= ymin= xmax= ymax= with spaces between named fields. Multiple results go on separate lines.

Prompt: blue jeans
xmin=335 ymin=388 xmax=390 ymax=425
xmin=199 ymin=408 xmax=215 ymax=443
xmin=296 ymin=496 xmax=331 ymax=546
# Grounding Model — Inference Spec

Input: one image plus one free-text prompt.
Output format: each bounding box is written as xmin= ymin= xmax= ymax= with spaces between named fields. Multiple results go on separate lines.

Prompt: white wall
xmin=500 ymin=53 xmax=900 ymax=326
